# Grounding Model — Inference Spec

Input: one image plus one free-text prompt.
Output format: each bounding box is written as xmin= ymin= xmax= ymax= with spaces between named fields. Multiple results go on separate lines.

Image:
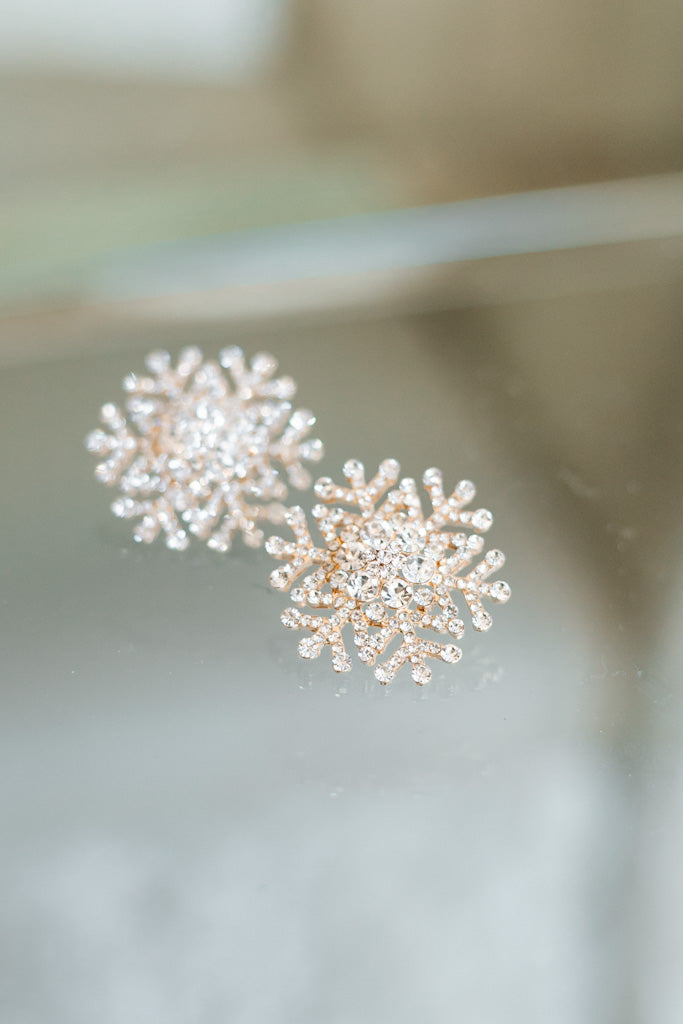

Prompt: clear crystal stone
xmin=298 ymin=636 xmax=322 ymax=659
xmin=471 ymin=508 xmax=493 ymax=531
xmin=289 ymin=409 xmax=314 ymax=431
xmin=177 ymin=346 xmax=203 ymax=376
xmin=314 ymin=477 xmax=334 ymax=499
xmin=281 ymin=608 xmax=301 ymax=628
xmin=332 ymin=653 xmax=352 ymax=673
xmin=342 ymin=459 xmax=364 ymax=481
xmin=84 ymin=429 xmax=110 ymax=454
xmin=374 ymin=664 xmax=392 ymax=683
xmin=365 ymin=602 xmax=384 ymax=621
xmin=411 ymin=663 xmax=431 ymax=685
xmin=448 ymin=618 xmax=465 ymax=637
xmin=402 ymin=555 xmax=436 ymax=584
xmin=251 ymin=352 xmax=278 ymax=376
xmin=379 ymin=458 xmax=400 ymax=478
xmin=485 ymin=549 xmax=505 ymax=568
xmin=380 ymin=579 xmax=413 ymax=609
xmin=360 ymin=518 xmax=393 ymax=549
xmin=270 ymin=568 xmax=289 ymax=589
xmin=346 ymin=572 xmax=379 ymax=602
xmin=414 ymin=586 xmax=434 ymax=607
xmin=133 ymin=516 xmax=158 ymax=543
xmin=265 ymin=536 xmax=287 ymax=556
xmin=300 ymin=438 xmax=324 ymax=461
xmin=455 ymin=480 xmax=476 ymax=502
xmin=207 ymin=536 xmax=230 ymax=553
xmin=441 ymin=645 xmax=461 ymax=663
xmin=422 ymin=467 xmax=442 ymax=487
xmin=111 ymin=497 xmax=135 ymax=518
xmin=390 ymin=515 xmax=426 ymax=553
xmin=218 ymin=345 xmax=243 ymax=368
xmin=337 ymin=541 xmax=369 ymax=571
xmin=145 ymin=349 xmax=171 ymax=374
xmin=166 ymin=531 xmax=189 ymax=551
xmin=490 ymin=580 xmax=511 ymax=603
xmin=472 ymin=609 xmax=493 ymax=631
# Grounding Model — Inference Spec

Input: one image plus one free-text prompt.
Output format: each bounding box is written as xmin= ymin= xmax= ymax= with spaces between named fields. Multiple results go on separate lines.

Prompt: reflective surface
xmin=2 ymin=262 xmax=683 ymax=1021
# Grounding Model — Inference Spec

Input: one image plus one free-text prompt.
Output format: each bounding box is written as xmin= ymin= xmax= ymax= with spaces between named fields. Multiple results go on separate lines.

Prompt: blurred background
xmin=2 ymin=3 xmax=683 ymax=1023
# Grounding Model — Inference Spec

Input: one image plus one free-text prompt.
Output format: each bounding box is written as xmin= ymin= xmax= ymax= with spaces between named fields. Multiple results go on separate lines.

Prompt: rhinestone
xmin=145 ymin=349 xmax=171 ymax=374
xmin=337 ymin=541 xmax=369 ymax=571
xmin=490 ymin=580 xmax=511 ymax=603
xmin=380 ymin=579 xmax=413 ymax=609
xmin=360 ymin=518 xmax=393 ymax=549
xmin=265 ymin=536 xmax=288 ymax=557
xmin=411 ymin=664 xmax=432 ymax=685
xmin=422 ymin=467 xmax=442 ymax=487
xmin=414 ymin=586 xmax=434 ymax=607
xmin=270 ymin=568 xmax=289 ymax=590
xmin=281 ymin=608 xmax=301 ymax=628
xmin=218 ymin=345 xmax=243 ymax=368
xmin=365 ymin=602 xmax=384 ymax=622
xmin=472 ymin=610 xmax=493 ymax=631
xmin=471 ymin=508 xmax=493 ymax=531
xmin=486 ymin=549 xmax=505 ymax=568
xmin=455 ymin=480 xmax=476 ymax=502
xmin=290 ymin=409 xmax=314 ymax=431
xmin=298 ymin=636 xmax=322 ymax=659
xmin=374 ymin=664 xmax=393 ymax=683
xmin=441 ymin=645 xmax=461 ymax=664
xmin=343 ymin=459 xmax=365 ymax=481
xmin=378 ymin=458 xmax=400 ymax=478
xmin=133 ymin=516 xmax=158 ymax=543
xmin=166 ymin=531 xmax=189 ymax=551
xmin=332 ymin=653 xmax=352 ymax=673
xmin=448 ymin=618 xmax=465 ymax=637
xmin=403 ymin=555 xmax=436 ymax=584
xmin=314 ymin=477 xmax=335 ymax=499
xmin=346 ymin=572 xmax=380 ymax=602
xmin=84 ymin=429 xmax=110 ymax=454
xmin=251 ymin=352 xmax=278 ymax=376
xmin=111 ymin=497 xmax=135 ymax=518
xmin=391 ymin=517 xmax=427 ymax=554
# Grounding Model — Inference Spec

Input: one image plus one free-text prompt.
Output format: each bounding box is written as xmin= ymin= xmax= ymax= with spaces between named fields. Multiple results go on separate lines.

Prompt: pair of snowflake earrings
xmin=86 ymin=346 xmax=510 ymax=685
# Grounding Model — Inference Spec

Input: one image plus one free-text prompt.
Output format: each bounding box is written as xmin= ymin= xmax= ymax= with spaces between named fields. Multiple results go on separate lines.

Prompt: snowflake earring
xmin=266 ymin=459 xmax=510 ymax=684
xmin=85 ymin=346 xmax=324 ymax=552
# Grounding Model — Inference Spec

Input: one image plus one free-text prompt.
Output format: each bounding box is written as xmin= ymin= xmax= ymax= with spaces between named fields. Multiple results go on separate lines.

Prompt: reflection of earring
xmin=266 ymin=459 xmax=510 ymax=684
xmin=85 ymin=346 xmax=323 ymax=552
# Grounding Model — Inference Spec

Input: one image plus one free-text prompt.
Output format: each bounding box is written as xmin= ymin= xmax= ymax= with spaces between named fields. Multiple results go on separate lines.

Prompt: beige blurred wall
xmin=291 ymin=0 xmax=683 ymax=198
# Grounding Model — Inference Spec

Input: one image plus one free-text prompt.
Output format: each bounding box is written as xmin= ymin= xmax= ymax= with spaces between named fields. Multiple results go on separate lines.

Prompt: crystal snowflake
xmin=267 ymin=459 xmax=510 ymax=684
xmin=85 ymin=346 xmax=323 ymax=552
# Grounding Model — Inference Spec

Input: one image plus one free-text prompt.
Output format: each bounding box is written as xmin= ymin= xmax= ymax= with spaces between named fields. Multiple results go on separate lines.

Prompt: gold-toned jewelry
xmin=85 ymin=346 xmax=323 ymax=552
xmin=266 ymin=459 xmax=510 ymax=684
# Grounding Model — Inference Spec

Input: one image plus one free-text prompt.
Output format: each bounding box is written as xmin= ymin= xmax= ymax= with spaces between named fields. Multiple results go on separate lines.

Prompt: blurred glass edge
xmin=2 ymin=173 xmax=683 ymax=369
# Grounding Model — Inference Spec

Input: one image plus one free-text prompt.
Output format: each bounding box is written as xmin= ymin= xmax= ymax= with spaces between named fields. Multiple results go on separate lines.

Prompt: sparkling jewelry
xmin=267 ymin=459 xmax=510 ymax=684
xmin=85 ymin=346 xmax=323 ymax=552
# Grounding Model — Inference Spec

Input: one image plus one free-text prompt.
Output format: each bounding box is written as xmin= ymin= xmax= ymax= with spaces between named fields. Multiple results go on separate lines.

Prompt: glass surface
xmin=2 ymin=250 xmax=683 ymax=1023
